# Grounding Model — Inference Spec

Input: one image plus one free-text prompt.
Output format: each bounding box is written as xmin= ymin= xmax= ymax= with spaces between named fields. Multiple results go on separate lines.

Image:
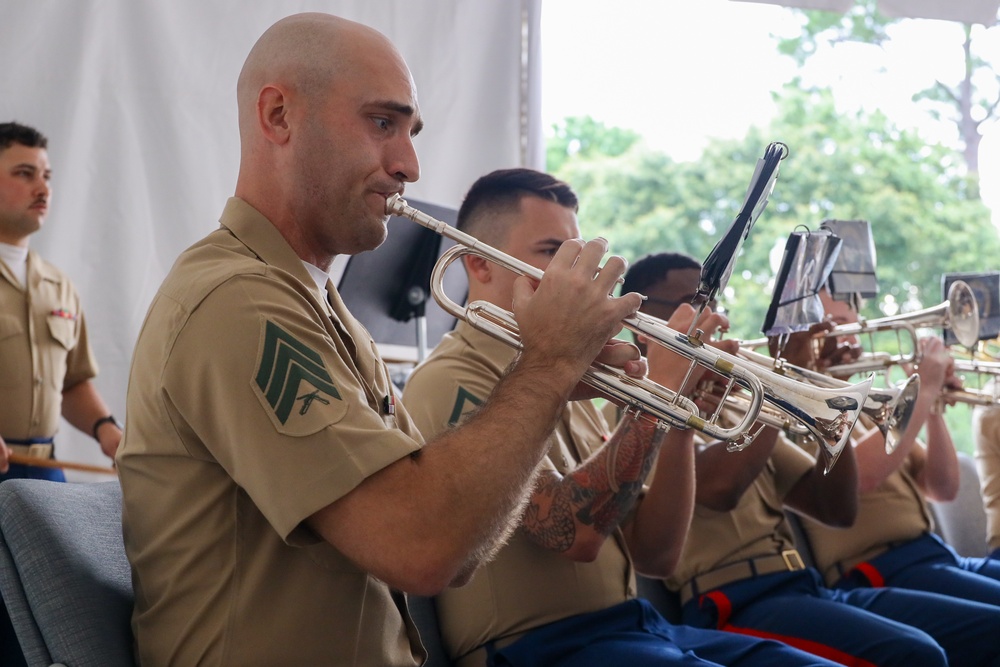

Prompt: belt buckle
xmin=27 ymin=444 xmax=50 ymax=459
xmin=782 ymin=549 xmax=804 ymax=571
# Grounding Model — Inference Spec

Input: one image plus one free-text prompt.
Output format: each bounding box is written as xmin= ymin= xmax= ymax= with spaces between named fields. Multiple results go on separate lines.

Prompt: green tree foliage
xmin=547 ymin=116 xmax=642 ymax=172
xmin=777 ymin=0 xmax=1000 ymax=173
xmin=548 ymin=88 xmax=1000 ymax=453
xmin=776 ymin=0 xmax=890 ymax=65
xmin=551 ymin=86 xmax=997 ymax=340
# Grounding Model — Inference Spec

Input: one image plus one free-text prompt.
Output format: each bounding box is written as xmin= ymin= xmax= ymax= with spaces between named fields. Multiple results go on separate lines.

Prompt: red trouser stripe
xmin=721 ymin=623 xmax=880 ymax=667
xmin=852 ymin=562 xmax=886 ymax=587
xmin=700 ymin=590 xmax=879 ymax=667
xmin=702 ymin=591 xmax=733 ymax=628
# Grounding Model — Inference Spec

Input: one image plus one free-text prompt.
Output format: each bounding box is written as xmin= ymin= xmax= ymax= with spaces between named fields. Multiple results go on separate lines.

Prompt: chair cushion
xmin=0 ymin=480 xmax=135 ymax=667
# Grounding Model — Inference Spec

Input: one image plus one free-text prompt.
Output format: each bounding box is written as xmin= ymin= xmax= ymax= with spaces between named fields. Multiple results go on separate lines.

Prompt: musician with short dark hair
xmin=403 ymin=167 xmax=847 ymax=666
xmin=117 ymin=15 xmax=647 ymax=666
xmin=0 ymin=121 xmax=122 ymax=480
xmin=797 ymin=289 xmax=1000 ymax=608
xmin=636 ymin=263 xmax=1000 ymax=666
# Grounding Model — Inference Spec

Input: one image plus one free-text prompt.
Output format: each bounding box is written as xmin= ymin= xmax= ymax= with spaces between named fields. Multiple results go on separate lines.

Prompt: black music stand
xmin=338 ymin=199 xmax=466 ymax=362
xmin=695 ymin=141 xmax=787 ymax=312
xmin=762 ymin=228 xmax=842 ymax=337
xmin=820 ymin=219 xmax=878 ymax=307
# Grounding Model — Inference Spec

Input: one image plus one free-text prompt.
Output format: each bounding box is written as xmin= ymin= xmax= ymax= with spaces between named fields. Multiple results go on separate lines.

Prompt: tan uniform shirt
xmin=0 ymin=251 xmax=97 ymax=440
xmin=666 ymin=434 xmax=814 ymax=592
xmin=973 ymin=403 xmax=1000 ymax=551
xmin=402 ymin=322 xmax=637 ymax=663
xmin=795 ymin=433 xmax=931 ymax=584
xmin=118 ymin=198 xmax=425 ymax=667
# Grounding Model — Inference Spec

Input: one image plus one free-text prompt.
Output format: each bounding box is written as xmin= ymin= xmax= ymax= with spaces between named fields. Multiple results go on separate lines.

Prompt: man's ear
xmin=258 ymin=85 xmax=291 ymax=145
xmin=464 ymin=254 xmax=492 ymax=284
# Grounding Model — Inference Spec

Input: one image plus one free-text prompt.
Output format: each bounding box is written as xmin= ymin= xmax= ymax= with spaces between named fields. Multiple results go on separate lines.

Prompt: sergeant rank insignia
xmin=255 ymin=320 xmax=342 ymax=425
xmin=448 ymin=387 xmax=483 ymax=427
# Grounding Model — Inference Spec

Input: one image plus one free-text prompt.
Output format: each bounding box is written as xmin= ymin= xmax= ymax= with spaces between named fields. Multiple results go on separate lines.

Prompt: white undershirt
xmin=0 ymin=242 xmax=29 ymax=288
xmin=301 ymin=261 xmax=332 ymax=305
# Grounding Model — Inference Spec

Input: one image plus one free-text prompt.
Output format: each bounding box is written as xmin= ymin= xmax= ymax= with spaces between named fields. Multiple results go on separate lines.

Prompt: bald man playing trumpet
xmin=117 ymin=15 xmax=649 ymax=666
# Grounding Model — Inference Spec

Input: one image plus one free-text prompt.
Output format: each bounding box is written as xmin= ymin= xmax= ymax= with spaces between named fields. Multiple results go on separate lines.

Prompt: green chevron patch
xmin=255 ymin=320 xmax=342 ymax=425
xmin=448 ymin=386 xmax=483 ymax=426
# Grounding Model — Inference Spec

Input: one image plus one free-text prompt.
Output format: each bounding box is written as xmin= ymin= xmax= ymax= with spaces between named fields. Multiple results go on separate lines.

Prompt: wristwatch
xmin=92 ymin=414 xmax=123 ymax=439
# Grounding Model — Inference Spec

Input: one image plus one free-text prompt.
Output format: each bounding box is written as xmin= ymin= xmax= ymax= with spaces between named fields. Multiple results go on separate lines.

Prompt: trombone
xmin=818 ymin=280 xmax=980 ymax=377
xmin=386 ymin=194 xmax=874 ymax=473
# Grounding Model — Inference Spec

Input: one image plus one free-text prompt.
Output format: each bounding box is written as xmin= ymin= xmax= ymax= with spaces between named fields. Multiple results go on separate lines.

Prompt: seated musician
xmin=795 ymin=289 xmax=1000 ymax=605
xmin=973 ymin=384 xmax=1000 ymax=559
xmin=401 ymin=168 xmax=840 ymax=667
xmin=625 ymin=253 xmax=1000 ymax=666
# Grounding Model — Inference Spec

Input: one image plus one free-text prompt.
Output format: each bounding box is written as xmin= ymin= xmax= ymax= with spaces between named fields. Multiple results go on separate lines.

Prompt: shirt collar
xmin=218 ymin=197 xmax=321 ymax=300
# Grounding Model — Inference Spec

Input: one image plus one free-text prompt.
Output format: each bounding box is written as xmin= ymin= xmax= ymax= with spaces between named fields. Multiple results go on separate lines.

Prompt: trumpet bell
xmin=948 ymin=280 xmax=981 ymax=349
xmin=750 ymin=361 xmax=872 ymax=474
xmin=866 ymin=375 xmax=921 ymax=455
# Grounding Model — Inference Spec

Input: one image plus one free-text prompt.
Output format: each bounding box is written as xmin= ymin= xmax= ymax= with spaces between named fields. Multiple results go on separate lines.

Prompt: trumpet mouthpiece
xmin=384 ymin=193 xmax=404 ymax=215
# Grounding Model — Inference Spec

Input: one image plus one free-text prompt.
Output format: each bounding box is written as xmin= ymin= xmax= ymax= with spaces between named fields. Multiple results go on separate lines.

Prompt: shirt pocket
xmin=0 ymin=316 xmax=28 ymax=388
xmin=46 ymin=315 xmax=76 ymax=350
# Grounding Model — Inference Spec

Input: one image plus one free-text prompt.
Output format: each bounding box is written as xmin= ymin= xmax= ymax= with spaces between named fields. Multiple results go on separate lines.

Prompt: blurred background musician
xmin=402 ymin=169 xmax=836 ymax=667
xmin=628 ymin=256 xmax=1000 ymax=666
xmin=785 ymin=288 xmax=1000 ymax=659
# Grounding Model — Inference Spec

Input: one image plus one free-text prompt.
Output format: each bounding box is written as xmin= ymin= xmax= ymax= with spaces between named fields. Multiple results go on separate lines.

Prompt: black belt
xmin=4 ymin=437 xmax=55 ymax=461
xmin=4 ymin=436 xmax=55 ymax=445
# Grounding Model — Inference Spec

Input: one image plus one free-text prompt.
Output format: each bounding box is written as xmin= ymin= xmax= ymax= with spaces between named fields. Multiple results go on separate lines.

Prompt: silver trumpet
xmin=819 ymin=280 xmax=980 ymax=377
xmin=386 ymin=194 xmax=874 ymax=472
xmin=739 ymin=347 xmax=921 ymax=455
xmin=948 ymin=359 xmax=1000 ymax=406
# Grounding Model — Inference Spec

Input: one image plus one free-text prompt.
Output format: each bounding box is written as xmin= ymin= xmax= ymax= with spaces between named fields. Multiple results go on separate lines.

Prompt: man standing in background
xmin=0 ymin=121 xmax=122 ymax=481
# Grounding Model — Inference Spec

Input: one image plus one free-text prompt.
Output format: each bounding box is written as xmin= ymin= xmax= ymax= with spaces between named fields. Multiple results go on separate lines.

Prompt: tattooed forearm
xmin=521 ymin=416 xmax=666 ymax=551
xmin=522 ymin=474 xmax=582 ymax=552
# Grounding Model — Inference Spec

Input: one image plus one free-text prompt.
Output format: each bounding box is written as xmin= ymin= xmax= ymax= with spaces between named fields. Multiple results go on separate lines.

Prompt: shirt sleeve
xmin=163 ymin=272 xmax=421 ymax=543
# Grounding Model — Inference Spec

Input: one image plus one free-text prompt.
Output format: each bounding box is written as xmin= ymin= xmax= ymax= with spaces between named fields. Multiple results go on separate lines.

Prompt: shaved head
xmin=233 ymin=13 xmax=422 ymax=266
xmin=237 ymin=14 xmax=401 ymax=145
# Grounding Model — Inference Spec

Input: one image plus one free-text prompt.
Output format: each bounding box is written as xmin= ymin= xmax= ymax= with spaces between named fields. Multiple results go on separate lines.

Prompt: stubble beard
xmin=0 ymin=211 xmax=42 ymax=243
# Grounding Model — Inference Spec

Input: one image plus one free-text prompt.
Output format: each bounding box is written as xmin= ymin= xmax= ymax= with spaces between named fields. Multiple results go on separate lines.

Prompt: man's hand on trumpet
xmin=904 ymin=337 xmax=964 ymax=410
xmin=771 ymin=320 xmax=862 ymax=373
xmin=645 ymin=303 xmax=737 ymax=395
xmin=512 ymin=237 xmax=644 ymax=402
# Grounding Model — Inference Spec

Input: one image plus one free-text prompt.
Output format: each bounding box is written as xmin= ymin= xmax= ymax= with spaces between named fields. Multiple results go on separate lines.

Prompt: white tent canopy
xmin=732 ymin=0 xmax=1000 ymax=26
xmin=0 ymin=0 xmax=544 ymax=475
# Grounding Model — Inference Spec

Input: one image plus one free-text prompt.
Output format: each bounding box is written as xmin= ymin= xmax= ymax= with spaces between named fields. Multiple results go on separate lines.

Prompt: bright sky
xmin=540 ymin=0 xmax=1000 ymax=219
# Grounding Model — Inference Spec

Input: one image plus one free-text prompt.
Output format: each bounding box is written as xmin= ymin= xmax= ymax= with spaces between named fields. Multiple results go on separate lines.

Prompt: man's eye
xmin=372 ymin=117 xmax=390 ymax=130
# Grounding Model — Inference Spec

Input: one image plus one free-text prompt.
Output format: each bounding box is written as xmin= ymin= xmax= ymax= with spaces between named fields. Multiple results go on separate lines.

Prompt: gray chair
xmin=930 ymin=451 xmax=990 ymax=558
xmin=0 ymin=479 xmax=135 ymax=667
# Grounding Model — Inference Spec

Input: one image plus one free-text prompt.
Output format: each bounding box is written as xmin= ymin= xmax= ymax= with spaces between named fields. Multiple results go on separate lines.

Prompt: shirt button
xmin=33 ymin=377 xmax=42 ymax=386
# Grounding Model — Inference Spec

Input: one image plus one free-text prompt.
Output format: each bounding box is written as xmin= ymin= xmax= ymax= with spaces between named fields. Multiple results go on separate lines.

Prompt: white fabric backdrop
xmin=0 ymin=0 xmax=544 ymax=475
